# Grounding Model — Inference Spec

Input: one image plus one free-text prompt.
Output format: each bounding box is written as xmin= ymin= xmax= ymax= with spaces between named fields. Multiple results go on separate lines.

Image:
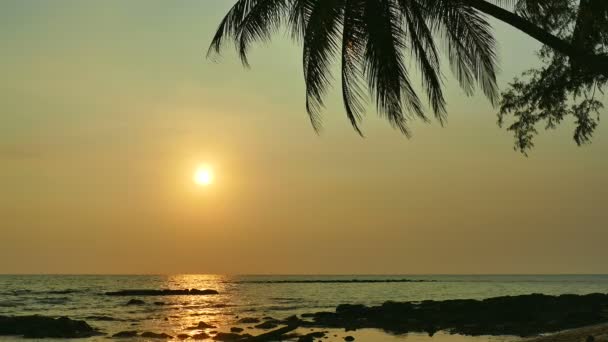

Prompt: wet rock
xmin=112 ymin=330 xmax=139 ymax=338
xmin=0 ymin=315 xmax=102 ymax=338
xmin=213 ymin=332 xmax=243 ymax=341
xmin=196 ymin=320 xmax=216 ymax=329
xmin=126 ymin=299 xmax=145 ymax=305
xmin=246 ymin=325 xmax=298 ymax=341
xmin=177 ymin=333 xmax=190 ymax=340
xmin=254 ymin=321 xmax=278 ymax=330
xmin=186 ymin=320 xmax=216 ymax=330
xmin=283 ymin=315 xmax=301 ymax=324
xmin=237 ymin=317 xmax=260 ymax=324
xmin=303 ymin=293 xmax=608 ymax=337
xmin=192 ymin=332 xmax=210 ymax=340
xmin=141 ymin=331 xmax=173 ymax=339
xmin=298 ymin=331 xmax=326 ymax=342
xmin=344 ymin=336 xmax=355 ymax=341
xmin=230 ymin=327 xmax=244 ymax=333
xmin=106 ymin=289 xmax=219 ymax=296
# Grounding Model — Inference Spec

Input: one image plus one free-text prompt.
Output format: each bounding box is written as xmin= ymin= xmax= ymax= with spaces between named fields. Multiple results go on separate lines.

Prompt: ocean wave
xmin=234 ymin=279 xmax=434 ymax=284
xmin=37 ymin=297 xmax=70 ymax=305
xmin=46 ymin=289 xmax=84 ymax=295
xmin=0 ymin=300 xmax=23 ymax=308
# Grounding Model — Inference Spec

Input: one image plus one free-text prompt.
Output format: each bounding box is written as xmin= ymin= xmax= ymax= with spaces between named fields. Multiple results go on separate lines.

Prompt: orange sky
xmin=0 ymin=0 xmax=607 ymax=274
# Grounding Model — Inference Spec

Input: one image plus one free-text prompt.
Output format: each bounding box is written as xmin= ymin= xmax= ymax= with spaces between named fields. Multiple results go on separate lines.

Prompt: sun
xmin=194 ymin=165 xmax=214 ymax=186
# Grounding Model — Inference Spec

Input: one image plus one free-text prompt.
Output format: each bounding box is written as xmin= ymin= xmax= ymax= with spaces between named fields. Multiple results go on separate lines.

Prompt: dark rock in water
xmin=298 ymin=335 xmax=314 ymax=342
xmin=141 ymin=331 xmax=173 ymax=339
xmin=154 ymin=301 xmax=166 ymax=306
xmin=255 ymin=321 xmax=278 ymax=330
xmin=177 ymin=333 xmax=190 ymax=340
xmin=186 ymin=320 xmax=216 ymax=329
xmin=298 ymin=331 xmax=326 ymax=342
xmin=237 ymin=317 xmax=260 ymax=324
xmin=247 ymin=325 xmax=299 ymax=341
xmin=262 ymin=316 xmax=275 ymax=320
xmin=192 ymin=332 xmax=210 ymax=340
xmin=126 ymin=299 xmax=145 ymax=305
xmin=230 ymin=327 xmax=244 ymax=333
xmin=213 ymin=332 xmax=244 ymax=341
xmin=199 ymin=321 xmax=216 ymax=329
xmin=344 ymin=336 xmax=355 ymax=341
xmin=0 ymin=315 xmax=102 ymax=338
xmin=302 ymin=293 xmax=608 ymax=337
xmin=282 ymin=315 xmax=302 ymax=326
xmin=106 ymin=289 xmax=219 ymax=296
xmin=587 ymin=336 xmax=595 ymax=342
xmin=112 ymin=330 xmax=139 ymax=338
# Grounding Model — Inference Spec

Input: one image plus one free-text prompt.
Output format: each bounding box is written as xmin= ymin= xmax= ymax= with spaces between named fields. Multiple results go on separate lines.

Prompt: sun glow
xmin=194 ymin=165 xmax=214 ymax=186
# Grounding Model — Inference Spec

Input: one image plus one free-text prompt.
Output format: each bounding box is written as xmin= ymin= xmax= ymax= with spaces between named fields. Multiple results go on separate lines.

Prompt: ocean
xmin=1 ymin=275 xmax=607 ymax=341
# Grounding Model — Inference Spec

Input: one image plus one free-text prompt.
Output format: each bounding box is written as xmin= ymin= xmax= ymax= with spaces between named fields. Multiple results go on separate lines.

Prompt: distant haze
xmin=1 ymin=0 xmax=606 ymax=274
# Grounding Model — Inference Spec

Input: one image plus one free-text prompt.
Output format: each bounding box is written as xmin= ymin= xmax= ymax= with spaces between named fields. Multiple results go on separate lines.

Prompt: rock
xmin=344 ymin=336 xmax=355 ymax=341
xmin=106 ymin=289 xmax=219 ymax=296
xmin=237 ymin=317 xmax=260 ymax=324
xmin=213 ymin=332 xmax=243 ymax=341
xmin=196 ymin=321 xmax=216 ymax=329
xmin=254 ymin=321 xmax=278 ymax=330
xmin=245 ymin=325 xmax=299 ymax=341
xmin=186 ymin=320 xmax=216 ymax=330
xmin=141 ymin=331 xmax=173 ymax=339
xmin=283 ymin=315 xmax=301 ymax=324
xmin=298 ymin=335 xmax=314 ymax=342
xmin=112 ymin=330 xmax=139 ymax=338
xmin=177 ymin=333 xmax=191 ymax=340
xmin=302 ymin=293 xmax=608 ymax=337
xmin=154 ymin=301 xmax=166 ymax=306
xmin=0 ymin=315 xmax=102 ymax=338
xmin=586 ymin=336 xmax=595 ymax=342
xmin=231 ymin=327 xmax=244 ymax=333
xmin=126 ymin=299 xmax=145 ymax=305
xmin=192 ymin=332 xmax=210 ymax=340
xmin=298 ymin=331 xmax=326 ymax=342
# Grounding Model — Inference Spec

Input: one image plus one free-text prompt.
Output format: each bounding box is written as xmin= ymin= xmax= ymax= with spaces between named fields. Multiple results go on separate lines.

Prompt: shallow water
xmin=0 ymin=274 xmax=607 ymax=341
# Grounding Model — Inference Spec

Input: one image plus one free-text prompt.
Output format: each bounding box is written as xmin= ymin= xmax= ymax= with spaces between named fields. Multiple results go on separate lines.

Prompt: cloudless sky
xmin=1 ymin=0 xmax=606 ymax=274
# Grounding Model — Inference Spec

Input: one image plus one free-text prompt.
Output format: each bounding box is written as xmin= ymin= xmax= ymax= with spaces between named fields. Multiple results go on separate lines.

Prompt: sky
xmin=1 ymin=0 xmax=607 ymax=275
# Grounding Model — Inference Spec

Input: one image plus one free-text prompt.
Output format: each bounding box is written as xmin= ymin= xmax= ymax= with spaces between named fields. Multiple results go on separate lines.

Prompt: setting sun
xmin=194 ymin=165 xmax=214 ymax=186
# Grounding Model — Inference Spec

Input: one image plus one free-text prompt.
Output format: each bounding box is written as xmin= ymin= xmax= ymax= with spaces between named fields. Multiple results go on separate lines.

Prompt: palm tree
xmin=208 ymin=0 xmax=608 ymax=135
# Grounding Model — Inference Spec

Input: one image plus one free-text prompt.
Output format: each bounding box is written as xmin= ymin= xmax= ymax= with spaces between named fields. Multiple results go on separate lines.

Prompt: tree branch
xmin=464 ymin=0 xmax=608 ymax=77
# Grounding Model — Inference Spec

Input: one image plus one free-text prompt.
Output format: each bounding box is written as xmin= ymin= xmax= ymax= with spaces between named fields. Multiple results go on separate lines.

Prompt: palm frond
xmin=341 ymin=0 xmax=368 ymax=134
xmin=302 ymin=0 xmax=345 ymax=130
xmin=364 ymin=0 xmax=424 ymax=136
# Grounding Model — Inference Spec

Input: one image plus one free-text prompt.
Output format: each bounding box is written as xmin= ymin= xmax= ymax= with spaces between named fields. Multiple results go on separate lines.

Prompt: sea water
xmin=1 ymin=274 xmax=607 ymax=341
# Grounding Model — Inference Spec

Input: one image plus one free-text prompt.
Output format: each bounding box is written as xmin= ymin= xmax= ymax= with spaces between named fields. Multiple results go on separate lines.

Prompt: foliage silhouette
xmin=209 ymin=0 xmax=608 ymax=153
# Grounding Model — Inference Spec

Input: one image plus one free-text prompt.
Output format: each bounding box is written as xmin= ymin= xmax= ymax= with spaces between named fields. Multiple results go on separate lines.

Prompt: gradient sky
xmin=1 ymin=0 xmax=607 ymax=275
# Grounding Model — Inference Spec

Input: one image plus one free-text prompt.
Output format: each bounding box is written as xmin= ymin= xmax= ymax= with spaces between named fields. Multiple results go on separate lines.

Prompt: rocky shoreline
xmin=1 ymin=293 xmax=607 ymax=340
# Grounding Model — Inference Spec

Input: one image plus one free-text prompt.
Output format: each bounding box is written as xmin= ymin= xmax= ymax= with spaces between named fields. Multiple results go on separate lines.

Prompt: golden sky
xmin=1 ymin=0 xmax=607 ymax=274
